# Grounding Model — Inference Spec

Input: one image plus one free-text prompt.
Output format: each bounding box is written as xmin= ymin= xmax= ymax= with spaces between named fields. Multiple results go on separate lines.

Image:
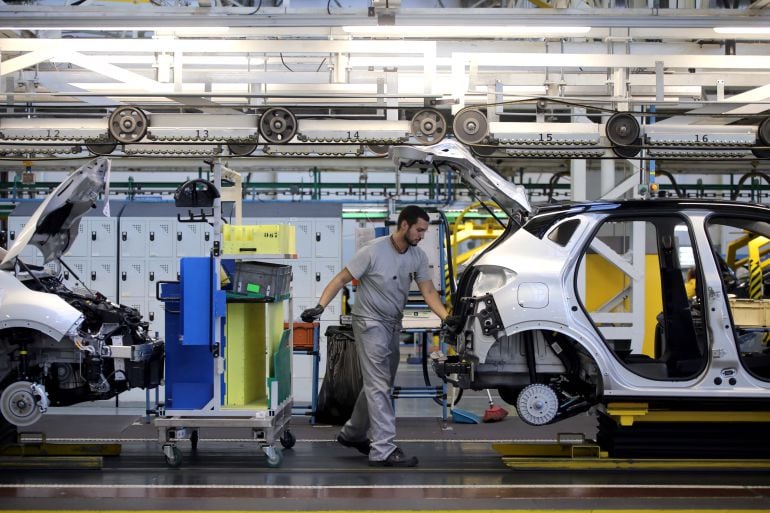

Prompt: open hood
xmin=390 ymin=140 xmax=532 ymax=218
xmin=2 ymin=157 xmax=111 ymax=265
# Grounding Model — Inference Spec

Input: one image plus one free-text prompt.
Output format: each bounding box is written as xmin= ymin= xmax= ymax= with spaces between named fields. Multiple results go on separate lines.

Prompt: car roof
xmin=522 ymin=198 xmax=770 ymax=238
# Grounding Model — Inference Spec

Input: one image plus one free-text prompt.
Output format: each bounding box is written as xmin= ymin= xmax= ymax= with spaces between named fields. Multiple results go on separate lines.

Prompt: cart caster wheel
xmin=280 ymin=430 xmax=296 ymax=449
xmin=163 ymin=444 xmax=183 ymax=468
xmin=263 ymin=445 xmax=283 ymax=467
xmin=190 ymin=430 xmax=199 ymax=451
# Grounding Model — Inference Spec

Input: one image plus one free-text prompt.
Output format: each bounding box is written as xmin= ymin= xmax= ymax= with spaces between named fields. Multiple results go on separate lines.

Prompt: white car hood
xmin=2 ymin=157 xmax=111 ymax=265
xmin=390 ymin=140 xmax=532 ymax=217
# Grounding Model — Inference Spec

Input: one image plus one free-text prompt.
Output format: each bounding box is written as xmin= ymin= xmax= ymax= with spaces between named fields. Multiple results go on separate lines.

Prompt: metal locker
xmin=290 ymin=259 xmax=314 ymax=298
xmin=313 ymin=259 xmax=339 ymax=298
xmin=123 ymin=298 xmax=147 ymax=326
xmin=314 ymin=219 xmax=341 ymax=258
xmin=61 ymin=258 xmax=89 ymax=293
xmin=119 ymin=259 xmax=147 ymax=299
xmin=42 ymin=260 xmax=63 ymax=278
xmin=321 ymin=297 xmax=341 ymax=321
xmin=292 ymin=297 xmax=315 ymax=323
xmin=147 ymin=219 xmax=174 ymax=258
xmin=147 ymin=259 xmax=176 ymax=300
xmin=89 ymin=218 xmax=117 ymax=257
xmin=146 ymin=298 xmax=165 ymax=339
xmin=175 ymin=221 xmax=204 ymax=257
xmin=7 ymin=219 xmax=36 ymax=260
xmin=202 ymin=223 xmax=215 ymax=254
xmin=292 ymin=219 xmax=314 ymax=259
xmin=90 ymin=258 xmax=117 ymax=300
xmin=119 ymin=219 xmax=148 ymax=258
xmin=63 ymin=222 xmax=88 ymax=257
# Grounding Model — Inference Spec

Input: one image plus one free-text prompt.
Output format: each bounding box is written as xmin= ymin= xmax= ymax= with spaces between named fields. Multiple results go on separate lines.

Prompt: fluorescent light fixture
xmin=0 ymin=26 xmax=229 ymax=33
xmin=714 ymin=26 xmax=770 ymax=35
xmin=342 ymin=25 xmax=591 ymax=38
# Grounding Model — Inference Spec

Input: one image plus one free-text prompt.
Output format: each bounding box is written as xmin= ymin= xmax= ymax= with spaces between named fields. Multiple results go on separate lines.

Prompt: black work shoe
xmin=368 ymin=448 xmax=418 ymax=467
xmin=337 ymin=434 xmax=371 ymax=455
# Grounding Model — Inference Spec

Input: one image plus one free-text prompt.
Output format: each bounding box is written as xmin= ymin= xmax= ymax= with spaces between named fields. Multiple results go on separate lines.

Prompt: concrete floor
xmin=1 ymin=361 xmax=770 ymax=511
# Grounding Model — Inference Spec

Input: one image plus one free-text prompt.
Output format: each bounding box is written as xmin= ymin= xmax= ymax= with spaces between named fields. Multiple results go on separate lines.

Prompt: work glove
xmin=443 ymin=314 xmax=464 ymax=334
xmin=301 ymin=304 xmax=324 ymax=323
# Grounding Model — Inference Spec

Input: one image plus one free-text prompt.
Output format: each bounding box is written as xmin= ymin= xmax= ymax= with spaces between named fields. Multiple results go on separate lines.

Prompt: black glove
xmin=301 ymin=304 xmax=324 ymax=323
xmin=443 ymin=314 xmax=463 ymax=333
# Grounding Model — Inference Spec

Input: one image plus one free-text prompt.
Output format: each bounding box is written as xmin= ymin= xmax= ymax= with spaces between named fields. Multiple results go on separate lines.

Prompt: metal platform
xmin=153 ymin=400 xmax=294 ymax=467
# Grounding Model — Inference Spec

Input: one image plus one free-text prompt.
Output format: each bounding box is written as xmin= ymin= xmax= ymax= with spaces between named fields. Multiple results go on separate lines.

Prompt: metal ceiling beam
xmin=1 ymin=6 xmax=769 ymax=30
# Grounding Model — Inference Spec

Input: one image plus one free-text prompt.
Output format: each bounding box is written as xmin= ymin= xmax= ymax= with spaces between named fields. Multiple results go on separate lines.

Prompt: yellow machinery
xmin=445 ymin=202 xmax=505 ymax=303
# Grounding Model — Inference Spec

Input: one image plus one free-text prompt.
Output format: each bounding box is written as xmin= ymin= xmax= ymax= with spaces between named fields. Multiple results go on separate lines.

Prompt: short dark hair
xmin=397 ymin=205 xmax=430 ymax=229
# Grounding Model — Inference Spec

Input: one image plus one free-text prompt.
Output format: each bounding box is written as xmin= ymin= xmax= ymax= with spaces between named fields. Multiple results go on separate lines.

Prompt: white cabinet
xmin=148 ymin=219 xmax=174 ymax=258
xmin=90 ymin=258 xmax=117 ymax=300
xmin=64 ymin=222 xmax=88 ymax=257
xmin=119 ymin=259 xmax=147 ymax=299
xmin=89 ymin=218 xmax=117 ymax=257
xmin=314 ymin=259 xmax=339 ymax=298
xmin=120 ymin=219 xmax=147 ymax=258
xmin=175 ymin=221 xmax=204 ymax=257
xmin=314 ymin=219 xmax=341 ymax=258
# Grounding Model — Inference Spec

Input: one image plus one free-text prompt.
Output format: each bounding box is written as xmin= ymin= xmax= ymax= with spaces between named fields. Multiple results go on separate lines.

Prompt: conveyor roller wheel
xmin=752 ymin=117 xmax=770 ymax=158
xmin=259 ymin=107 xmax=297 ymax=143
xmin=108 ymin=106 xmax=148 ymax=143
xmin=453 ymin=108 xmax=489 ymax=145
xmin=410 ymin=108 xmax=447 ymax=144
xmin=227 ymin=142 xmax=258 ymax=156
xmin=366 ymin=144 xmax=389 ymax=156
xmin=606 ymin=113 xmax=640 ymax=146
xmin=606 ymin=112 xmax=641 ymax=158
xmin=85 ymin=138 xmax=118 ymax=156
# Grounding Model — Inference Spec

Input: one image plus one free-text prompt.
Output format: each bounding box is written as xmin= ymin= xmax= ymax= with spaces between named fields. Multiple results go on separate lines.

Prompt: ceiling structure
xmin=1 ymin=1 xmax=770 ymax=201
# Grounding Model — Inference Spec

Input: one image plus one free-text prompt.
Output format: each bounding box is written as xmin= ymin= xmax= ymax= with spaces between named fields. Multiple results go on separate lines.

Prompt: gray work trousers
xmin=339 ymin=316 xmax=401 ymax=462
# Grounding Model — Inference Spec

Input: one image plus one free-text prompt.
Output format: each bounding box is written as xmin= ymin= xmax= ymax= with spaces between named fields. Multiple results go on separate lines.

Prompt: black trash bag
xmin=315 ymin=325 xmax=363 ymax=425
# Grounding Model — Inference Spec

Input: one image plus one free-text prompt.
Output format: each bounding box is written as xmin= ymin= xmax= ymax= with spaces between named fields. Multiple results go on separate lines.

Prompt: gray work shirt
xmin=346 ymin=235 xmax=431 ymax=322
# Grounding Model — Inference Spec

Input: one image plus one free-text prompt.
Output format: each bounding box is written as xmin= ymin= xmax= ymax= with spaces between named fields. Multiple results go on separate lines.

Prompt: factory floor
xmin=1 ymin=364 xmax=770 ymax=512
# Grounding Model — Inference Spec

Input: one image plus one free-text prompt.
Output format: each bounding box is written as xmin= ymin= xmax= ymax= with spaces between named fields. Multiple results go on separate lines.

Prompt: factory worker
xmin=302 ymin=205 xmax=461 ymax=467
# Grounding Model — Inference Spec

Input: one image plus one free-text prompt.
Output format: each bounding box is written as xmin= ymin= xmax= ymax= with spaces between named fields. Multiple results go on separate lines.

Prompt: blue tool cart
xmin=154 ymin=160 xmax=296 ymax=468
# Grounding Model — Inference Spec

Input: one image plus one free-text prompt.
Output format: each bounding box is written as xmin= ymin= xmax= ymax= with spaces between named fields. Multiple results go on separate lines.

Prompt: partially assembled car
xmin=393 ymin=141 xmax=770 ymax=425
xmin=0 ymin=158 xmax=163 ymax=427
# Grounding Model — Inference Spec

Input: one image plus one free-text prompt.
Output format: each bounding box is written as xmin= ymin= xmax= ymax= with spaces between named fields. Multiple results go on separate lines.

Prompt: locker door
xmin=292 ymin=219 xmax=313 ymax=259
xmin=90 ymin=258 xmax=118 ymax=301
xmin=119 ymin=259 xmax=147 ymax=300
xmin=147 ymin=259 xmax=176 ymax=301
xmin=119 ymin=219 xmax=148 ymax=258
xmin=175 ymin=222 xmax=203 ymax=257
xmin=7 ymin=219 xmax=36 ymax=260
xmin=148 ymin=219 xmax=174 ymax=258
xmin=63 ymin=222 xmax=88 ymax=257
xmin=202 ymin=223 xmax=215 ymax=255
xmin=42 ymin=260 xmax=62 ymax=278
xmin=290 ymin=259 xmax=314 ymax=298
xmin=314 ymin=219 xmax=341 ymax=258
xmin=89 ymin=218 xmax=117 ymax=257
xmin=61 ymin=258 xmax=89 ymax=292
xmin=146 ymin=299 xmax=165 ymax=339
xmin=314 ymin=259 xmax=339 ymax=298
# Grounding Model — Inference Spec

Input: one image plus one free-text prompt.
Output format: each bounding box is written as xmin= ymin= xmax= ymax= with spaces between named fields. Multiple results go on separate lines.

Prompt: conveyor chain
xmin=0 ymin=104 xmax=769 ymax=160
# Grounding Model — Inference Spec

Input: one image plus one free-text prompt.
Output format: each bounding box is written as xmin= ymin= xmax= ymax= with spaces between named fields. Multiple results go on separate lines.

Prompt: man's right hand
xmin=301 ymin=304 xmax=325 ymax=323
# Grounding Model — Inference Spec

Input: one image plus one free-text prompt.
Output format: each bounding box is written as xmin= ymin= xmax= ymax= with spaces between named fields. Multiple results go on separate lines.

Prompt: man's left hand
xmin=443 ymin=314 xmax=464 ymax=333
